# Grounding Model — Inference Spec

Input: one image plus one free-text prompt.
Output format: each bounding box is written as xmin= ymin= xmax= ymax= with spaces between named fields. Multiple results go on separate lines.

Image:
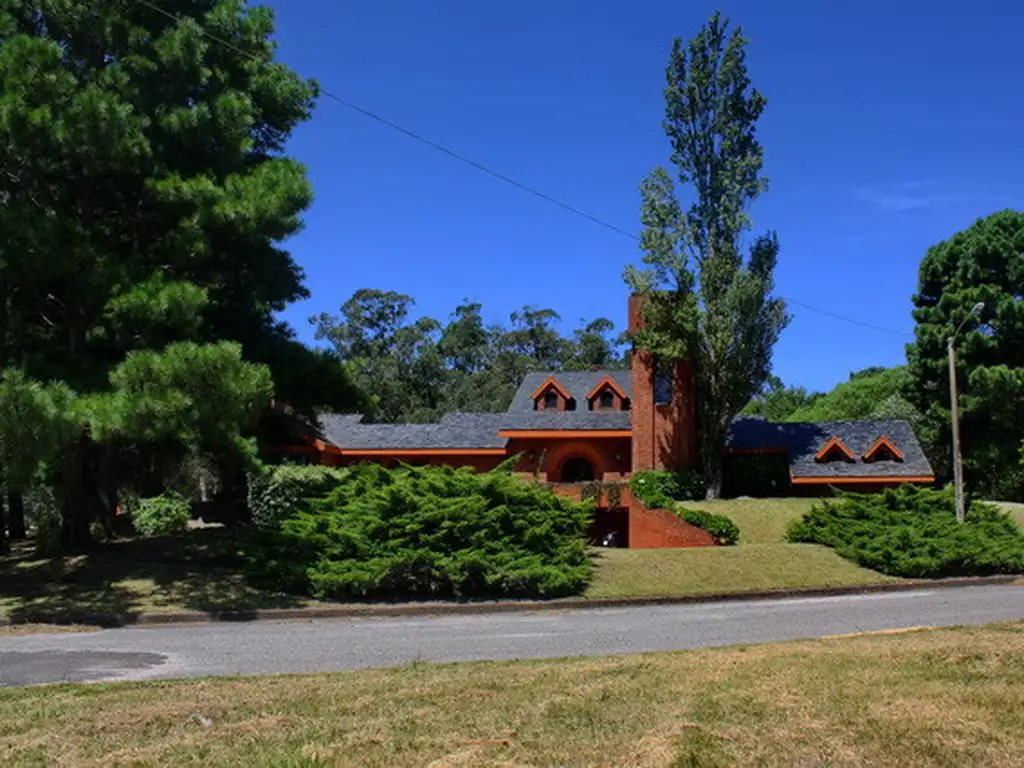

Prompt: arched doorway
xmin=559 ymin=456 xmax=595 ymax=483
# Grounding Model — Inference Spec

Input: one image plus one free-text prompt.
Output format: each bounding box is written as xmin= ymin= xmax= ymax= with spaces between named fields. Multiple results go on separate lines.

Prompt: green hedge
xmin=629 ymin=470 xmax=706 ymax=508
xmin=677 ymin=508 xmax=741 ymax=546
xmin=132 ymin=493 xmax=191 ymax=536
xmin=786 ymin=485 xmax=1024 ymax=578
xmin=247 ymin=463 xmax=592 ymax=601
xmin=247 ymin=465 xmax=350 ymax=528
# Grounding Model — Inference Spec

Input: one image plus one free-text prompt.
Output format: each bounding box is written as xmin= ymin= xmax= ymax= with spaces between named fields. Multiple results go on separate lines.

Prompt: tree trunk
xmin=0 ymin=491 xmax=7 ymax=555
xmin=60 ymin=437 xmax=92 ymax=553
xmin=7 ymin=489 xmax=25 ymax=540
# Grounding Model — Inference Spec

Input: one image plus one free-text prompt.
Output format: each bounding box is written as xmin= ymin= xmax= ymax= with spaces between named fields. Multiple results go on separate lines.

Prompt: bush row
xmin=246 ymin=463 xmax=593 ymax=601
xmin=786 ymin=485 xmax=1024 ymax=578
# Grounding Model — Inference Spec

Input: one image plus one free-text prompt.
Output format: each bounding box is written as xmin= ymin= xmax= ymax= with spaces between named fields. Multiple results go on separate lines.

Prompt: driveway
xmin=1 ymin=584 xmax=1022 ymax=687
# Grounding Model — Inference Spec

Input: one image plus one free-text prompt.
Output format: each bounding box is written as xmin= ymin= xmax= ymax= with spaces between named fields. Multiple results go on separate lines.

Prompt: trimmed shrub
xmin=677 ymin=508 xmax=741 ymax=546
xmin=786 ymin=485 xmax=1024 ymax=578
xmin=247 ymin=463 xmax=592 ymax=601
xmin=247 ymin=465 xmax=350 ymax=528
xmin=132 ymin=493 xmax=191 ymax=536
xmin=629 ymin=470 xmax=705 ymax=509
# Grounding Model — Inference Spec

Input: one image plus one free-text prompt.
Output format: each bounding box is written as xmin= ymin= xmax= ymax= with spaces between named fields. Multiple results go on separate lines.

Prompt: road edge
xmin=4 ymin=574 xmax=1021 ymax=629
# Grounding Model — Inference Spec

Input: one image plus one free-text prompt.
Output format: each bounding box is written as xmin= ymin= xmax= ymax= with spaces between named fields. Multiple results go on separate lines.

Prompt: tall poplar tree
xmin=625 ymin=12 xmax=789 ymax=497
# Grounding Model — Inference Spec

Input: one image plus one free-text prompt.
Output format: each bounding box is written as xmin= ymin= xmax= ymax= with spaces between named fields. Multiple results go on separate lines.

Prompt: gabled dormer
xmin=815 ymin=435 xmax=856 ymax=463
xmin=585 ymin=375 xmax=630 ymax=412
xmin=863 ymin=435 xmax=904 ymax=463
xmin=531 ymin=376 xmax=575 ymax=411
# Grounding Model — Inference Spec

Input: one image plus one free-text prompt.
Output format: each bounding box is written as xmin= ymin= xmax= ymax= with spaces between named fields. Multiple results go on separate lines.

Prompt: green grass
xmin=2 ymin=622 xmax=1023 ymax=766
xmin=587 ymin=496 xmax=899 ymax=599
xmin=0 ymin=528 xmax=309 ymax=626
xmin=997 ymin=501 xmax=1024 ymax=527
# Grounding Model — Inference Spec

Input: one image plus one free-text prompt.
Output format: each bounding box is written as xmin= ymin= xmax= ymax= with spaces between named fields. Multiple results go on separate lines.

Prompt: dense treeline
xmin=312 ymin=289 xmax=627 ymax=423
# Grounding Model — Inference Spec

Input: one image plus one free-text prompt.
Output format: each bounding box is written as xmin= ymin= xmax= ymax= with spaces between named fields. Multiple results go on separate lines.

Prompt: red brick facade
xmin=627 ymin=294 xmax=698 ymax=474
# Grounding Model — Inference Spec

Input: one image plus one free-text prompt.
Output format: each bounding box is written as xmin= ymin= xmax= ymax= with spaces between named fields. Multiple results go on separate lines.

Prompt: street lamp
xmin=948 ymin=301 xmax=984 ymax=523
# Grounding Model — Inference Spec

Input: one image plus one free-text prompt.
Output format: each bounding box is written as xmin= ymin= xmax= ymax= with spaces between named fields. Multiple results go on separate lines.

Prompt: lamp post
xmin=948 ymin=301 xmax=984 ymax=523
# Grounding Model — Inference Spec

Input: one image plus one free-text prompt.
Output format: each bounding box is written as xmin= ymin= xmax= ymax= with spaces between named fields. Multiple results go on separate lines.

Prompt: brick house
xmin=269 ymin=295 xmax=934 ymax=547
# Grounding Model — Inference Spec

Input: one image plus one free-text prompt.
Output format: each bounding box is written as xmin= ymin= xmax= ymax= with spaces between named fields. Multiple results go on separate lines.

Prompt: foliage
xmin=786 ymin=485 xmax=1024 ymax=578
xmin=0 ymin=1 xmax=358 ymax=549
xmin=246 ymin=464 xmax=351 ymax=529
xmin=676 ymin=507 xmax=741 ymax=546
xmin=906 ymin=210 xmax=1024 ymax=501
xmin=0 ymin=370 xmax=81 ymax=489
xmin=741 ymin=375 xmax=821 ymax=421
xmin=787 ymin=366 xmax=915 ymax=423
xmin=624 ymin=12 xmax=789 ymax=497
xmin=131 ymin=493 xmax=191 ymax=537
xmin=247 ymin=464 xmax=592 ymax=601
xmin=312 ymin=289 xmax=627 ymax=423
xmin=629 ymin=470 xmax=706 ymax=509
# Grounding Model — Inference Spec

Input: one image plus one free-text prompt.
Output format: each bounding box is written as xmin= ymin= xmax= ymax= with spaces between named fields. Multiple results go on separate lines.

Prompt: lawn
xmin=586 ymin=497 xmax=900 ymax=599
xmin=2 ymin=622 xmax=1022 ymax=766
xmin=998 ymin=501 xmax=1024 ymax=527
xmin=0 ymin=528 xmax=309 ymax=626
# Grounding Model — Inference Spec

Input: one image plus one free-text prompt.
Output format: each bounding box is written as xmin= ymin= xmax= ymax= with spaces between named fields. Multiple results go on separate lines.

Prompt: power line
xmin=136 ymin=0 xmax=912 ymax=338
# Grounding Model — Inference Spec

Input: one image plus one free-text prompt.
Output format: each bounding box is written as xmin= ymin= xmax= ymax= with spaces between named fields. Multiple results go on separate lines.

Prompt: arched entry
xmin=559 ymin=456 xmax=595 ymax=483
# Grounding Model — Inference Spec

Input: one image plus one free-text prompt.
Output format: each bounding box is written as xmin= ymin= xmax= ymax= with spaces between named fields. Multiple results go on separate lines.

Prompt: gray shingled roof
xmin=498 ymin=411 xmax=632 ymax=431
xmin=727 ymin=417 xmax=934 ymax=479
xmin=507 ymin=370 xmax=631 ymax=412
xmin=318 ymin=412 xmax=506 ymax=450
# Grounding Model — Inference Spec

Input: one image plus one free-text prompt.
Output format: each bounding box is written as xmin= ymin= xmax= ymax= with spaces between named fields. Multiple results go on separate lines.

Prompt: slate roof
xmin=727 ymin=417 xmax=934 ymax=479
xmin=498 ymin=410 xmax=632 ymax=432
xmin=507 ymin=370 xmax=631 ymax=412
xmin=317 ymin=412 xmax=506 ymax=450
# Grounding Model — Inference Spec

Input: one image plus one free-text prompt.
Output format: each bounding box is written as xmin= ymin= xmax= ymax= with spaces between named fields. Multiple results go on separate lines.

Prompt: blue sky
xmin=266 ymin=0 xmax=1022 ymax=393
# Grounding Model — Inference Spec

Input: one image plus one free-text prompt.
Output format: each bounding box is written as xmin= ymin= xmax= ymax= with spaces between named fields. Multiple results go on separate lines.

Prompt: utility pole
xmin=948 ymin=301 xmax=984 ymax=524
xmin=947 ymin=336 xmax=966 ymax=524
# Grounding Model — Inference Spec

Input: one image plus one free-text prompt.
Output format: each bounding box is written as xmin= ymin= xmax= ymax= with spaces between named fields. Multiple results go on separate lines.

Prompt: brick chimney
xmin=628 ymin=293 xmax=698 ymax=473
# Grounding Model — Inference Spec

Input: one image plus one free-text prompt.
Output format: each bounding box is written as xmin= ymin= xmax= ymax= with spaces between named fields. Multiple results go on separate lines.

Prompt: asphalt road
xmin=1 ymin=584 xmax=1022 ymax=687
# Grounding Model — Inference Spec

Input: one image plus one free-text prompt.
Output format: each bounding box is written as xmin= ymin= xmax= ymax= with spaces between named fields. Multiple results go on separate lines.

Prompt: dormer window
xmin=815 ymin=436 xmax=856 ymax=463
xmin=585 ymin=375 xmax=629 ymax=411
xmin=531 ymin=376 xmax=573 ymax=411
xmin=863 ymin=436 xmax=904 ymax=463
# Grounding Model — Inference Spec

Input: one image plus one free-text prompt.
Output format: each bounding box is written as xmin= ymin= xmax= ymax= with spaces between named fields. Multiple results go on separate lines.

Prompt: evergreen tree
xmin=906 ymin=210 xmax=1024 ymax=501
xmin=625 ymin=12 xmax=788 ymax=497
xmin=0 ymin=1 xmax=354 ymax=549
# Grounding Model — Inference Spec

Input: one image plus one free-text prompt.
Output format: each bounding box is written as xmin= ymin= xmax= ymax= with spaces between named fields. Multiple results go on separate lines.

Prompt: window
xmin=599 ymin=390 xmax=615 ymax=409
xmin=543 ymin=391 xmax=558 ymax=409
xmin=653 ymin=362 xmax=673 ymax=405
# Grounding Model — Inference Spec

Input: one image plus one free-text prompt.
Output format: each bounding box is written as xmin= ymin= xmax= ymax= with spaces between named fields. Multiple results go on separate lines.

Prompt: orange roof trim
xmin=792 ymin=475 xmax=934 ymax=485
xmin=341 ymin=448 xmax=508 ymax=457
xmin=863 ymin=435 xmax=905 ymax=462
xmin=498 ymin=429 xmax=631 ymax=439
xmin=585 ymin=375 xmax=628 ymax=401
xmin=815 ymin=435 xmax=856 ymax=462
xmin=529 ymin=376 xmax=573 ymax=402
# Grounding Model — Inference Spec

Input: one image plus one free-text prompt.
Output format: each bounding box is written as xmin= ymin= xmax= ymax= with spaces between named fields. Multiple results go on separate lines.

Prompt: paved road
xmin=1 ymin=585 xmax=1022 ymax=687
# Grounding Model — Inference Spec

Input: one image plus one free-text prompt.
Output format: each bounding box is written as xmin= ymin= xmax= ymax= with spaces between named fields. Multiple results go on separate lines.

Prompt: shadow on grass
xmin=0 ymin=527 xmax=304 ymax=627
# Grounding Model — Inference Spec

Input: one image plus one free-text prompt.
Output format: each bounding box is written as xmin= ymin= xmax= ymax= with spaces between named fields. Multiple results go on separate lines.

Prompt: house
xmin=268 ymin=295 xmax=934 ymax=547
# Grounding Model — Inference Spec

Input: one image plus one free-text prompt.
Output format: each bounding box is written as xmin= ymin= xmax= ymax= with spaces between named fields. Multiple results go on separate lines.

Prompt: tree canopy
xmin=906 ymin=209 xmax=1024 ymax=501
xmin=0 ymin=0 xmax=359 ymax=550
xmin=313 ymin=289 xmax=627 ymax=423
xmin=624 ymin=12 xmax=788 ymax=497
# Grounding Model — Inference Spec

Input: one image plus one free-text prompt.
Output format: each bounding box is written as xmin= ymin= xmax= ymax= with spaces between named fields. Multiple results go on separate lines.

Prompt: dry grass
xmin=0 ymin=623 xmax=99 ymax=637
xmin=683 ymin=496 xmax=817 ymax=544
xmin=2 ymin=622 xmax=1022 ymax=766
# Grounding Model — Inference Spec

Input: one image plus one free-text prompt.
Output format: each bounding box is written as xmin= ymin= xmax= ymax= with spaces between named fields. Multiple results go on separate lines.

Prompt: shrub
xmin=247 ymin=465 xmax=350 ymax=528
xmin=629 ymin=470 xmax=705 ymax=508
xmin=676 ymin=508 xmax=741 ymax=546
xmin=786 ymin=485 xmax=1024 ymax=578
xmin=132 ymin=493 xmax=191 ymax=536
xmin=247 ymin=463 xmax=592 ymax=601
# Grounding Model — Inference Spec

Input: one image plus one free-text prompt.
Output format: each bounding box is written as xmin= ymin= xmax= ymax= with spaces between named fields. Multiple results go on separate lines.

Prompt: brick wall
xmin=628 ymin=294 xmax=698 ymax=473
xmin=620 ymin=486 xmax=717 ymax=549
